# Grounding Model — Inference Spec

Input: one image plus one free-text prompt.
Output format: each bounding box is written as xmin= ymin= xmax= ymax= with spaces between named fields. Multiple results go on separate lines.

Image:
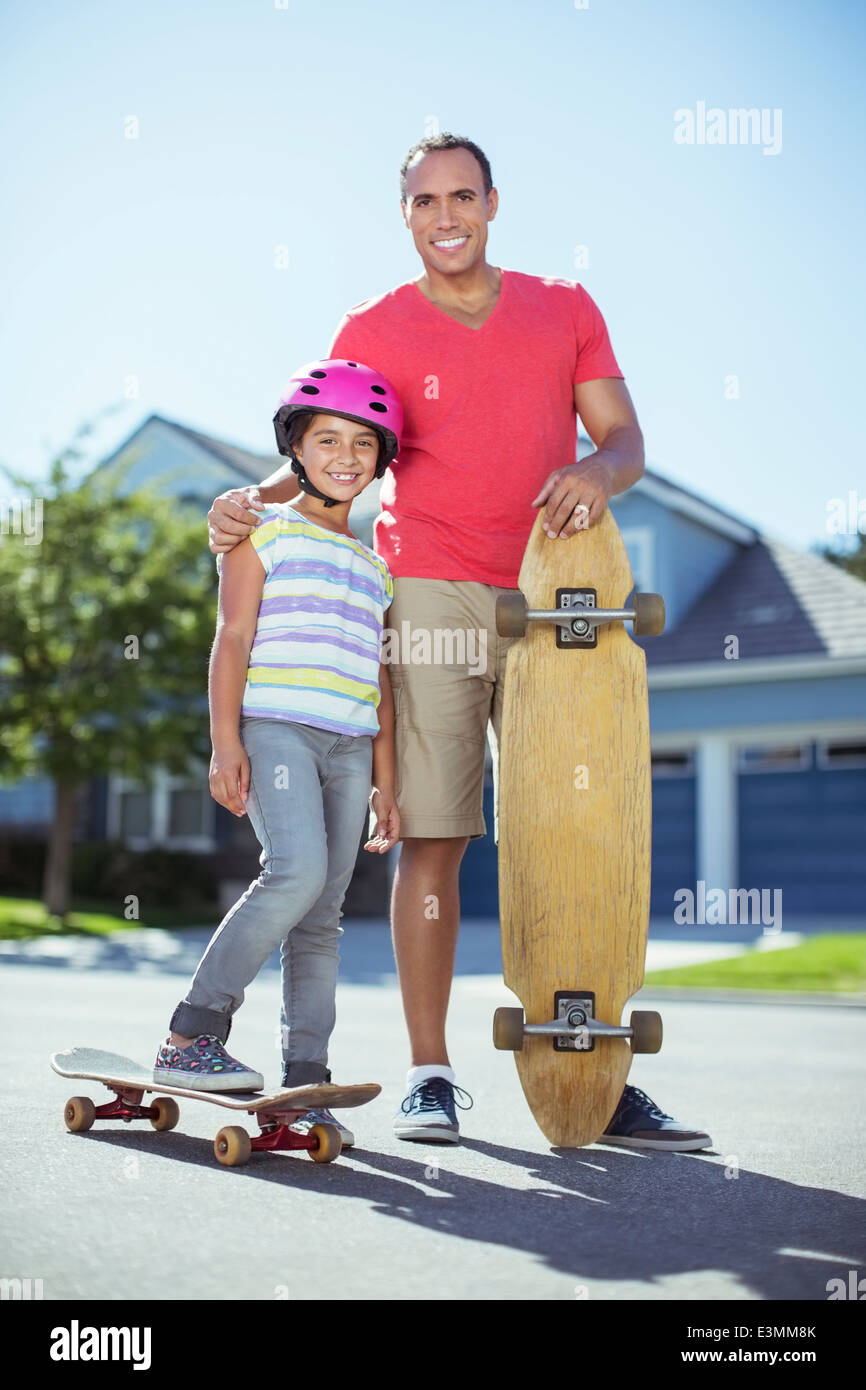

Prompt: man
xmin=209 ymin=134 xmax=711 ymax=1152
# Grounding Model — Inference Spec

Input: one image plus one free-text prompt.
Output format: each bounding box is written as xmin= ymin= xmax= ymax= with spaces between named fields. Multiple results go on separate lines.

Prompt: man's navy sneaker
xmin=598 ymin=1085 xmax=712 ymax=1151
xmin=394 ymin=1077 xmax=473 ymax=1143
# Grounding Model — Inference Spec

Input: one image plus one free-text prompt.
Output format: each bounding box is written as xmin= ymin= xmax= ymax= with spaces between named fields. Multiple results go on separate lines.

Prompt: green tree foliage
xmin=820 ymin=534 xmax=866 ymax=583
xmin=0 ymin=436 xmax=218 ymax=915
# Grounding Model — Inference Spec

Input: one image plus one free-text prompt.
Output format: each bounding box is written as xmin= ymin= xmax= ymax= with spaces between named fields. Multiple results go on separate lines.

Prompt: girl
xmin=153 ymin=360 xmax=402 ymax=1145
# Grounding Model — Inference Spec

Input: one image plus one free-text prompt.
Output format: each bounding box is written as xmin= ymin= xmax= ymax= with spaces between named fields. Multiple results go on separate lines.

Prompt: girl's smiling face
xmin=295 ymin=413 xmax=381 ymax=500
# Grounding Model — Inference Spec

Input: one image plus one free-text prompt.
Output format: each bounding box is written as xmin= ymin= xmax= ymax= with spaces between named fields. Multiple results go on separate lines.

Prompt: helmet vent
xmin=369 ymin=402 xmax=387 ymax=413
xmin=309 ymin=370 xmax=327 ymax=378
xmin=300 ymin=385 xmax=320 ymax=395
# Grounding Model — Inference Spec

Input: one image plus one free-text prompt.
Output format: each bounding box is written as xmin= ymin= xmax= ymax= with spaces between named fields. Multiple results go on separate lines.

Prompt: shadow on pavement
xmin=0 ymin=920 xmax=502 ymax=981
xmin=63 ymin=1125 xmax=865 ymax=1300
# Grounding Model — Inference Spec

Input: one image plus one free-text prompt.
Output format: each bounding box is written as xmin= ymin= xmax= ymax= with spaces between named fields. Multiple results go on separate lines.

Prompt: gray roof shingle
xmin=641 ymin=539 xmax=866 ymax=664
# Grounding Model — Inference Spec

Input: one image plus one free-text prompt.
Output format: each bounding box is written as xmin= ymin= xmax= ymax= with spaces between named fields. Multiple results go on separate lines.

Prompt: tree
xmin=0 ymin=429 xmax=218 ymax=917
xmin=820 ymin=534 xmax=866 ymax=583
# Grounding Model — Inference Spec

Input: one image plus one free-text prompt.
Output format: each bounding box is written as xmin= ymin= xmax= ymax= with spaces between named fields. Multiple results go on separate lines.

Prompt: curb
xmin=636 ymin=985 xmax=866 ymax=1007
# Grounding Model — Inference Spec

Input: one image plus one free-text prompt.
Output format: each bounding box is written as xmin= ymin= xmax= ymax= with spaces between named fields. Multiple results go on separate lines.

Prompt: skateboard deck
xmin=51 ymin=1047 xmax=380 ymax=1165
xmin=495 ymin=509 xmax=663 ymax=1148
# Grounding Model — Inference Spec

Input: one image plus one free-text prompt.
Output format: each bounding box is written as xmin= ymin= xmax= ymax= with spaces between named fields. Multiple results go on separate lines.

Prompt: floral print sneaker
xmin=154 ymin=1035 xmax=264 ymax=1092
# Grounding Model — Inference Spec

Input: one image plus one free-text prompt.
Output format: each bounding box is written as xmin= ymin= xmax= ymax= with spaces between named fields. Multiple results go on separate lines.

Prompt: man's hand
xmin=532 ymin=459 xmax=613 ymax=539
xmin=209 ymin=742 xmax=251 ymax=817
xmin=208 ymin=487 xmax=266 ymax=554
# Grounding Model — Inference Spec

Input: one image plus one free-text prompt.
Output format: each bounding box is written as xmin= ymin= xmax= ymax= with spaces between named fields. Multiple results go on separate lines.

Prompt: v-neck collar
xmin=409 ymin=267 xmax=507 ymax=334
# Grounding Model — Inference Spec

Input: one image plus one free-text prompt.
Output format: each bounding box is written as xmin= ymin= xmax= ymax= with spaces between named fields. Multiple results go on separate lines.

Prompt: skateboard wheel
xmin=629 ymin=1010 xmax=663 ymax=1054
xmin=632 ymin=593 xmax=665 ymax=637
xmin=496 ymin=592 xmax=528 ymax=638
xmin=214 ymin=1125 xmax=252 ymax=1167
xmin=64 ymin=1096 xmax=96 ymax=1133
xmin=150 ymin=1096 xmax=180 ymax=1133
xmin=493 ymin=1006 xmax=525 ymax=1052
xmin=308 ymin=1122 xmax=342 ymax=1163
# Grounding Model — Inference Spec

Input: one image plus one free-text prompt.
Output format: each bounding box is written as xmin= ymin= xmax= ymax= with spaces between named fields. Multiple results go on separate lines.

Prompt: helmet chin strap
xmin=291 ymin=460 xmax=341 ymax=508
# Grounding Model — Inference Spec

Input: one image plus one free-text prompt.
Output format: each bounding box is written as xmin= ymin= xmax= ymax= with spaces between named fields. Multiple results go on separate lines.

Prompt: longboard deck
xmin=498 ymin=510 xmax=652 ymax=1147
xmin=51 ymin=1048 xmax=380 ymax=1112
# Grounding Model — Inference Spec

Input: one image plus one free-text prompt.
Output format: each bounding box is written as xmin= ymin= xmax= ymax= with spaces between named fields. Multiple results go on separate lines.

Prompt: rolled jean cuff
xmin=170 ymin=1002 xmax=232 ymax=1043
xmin=282 ymin=1061 xmax=331 ymax=1086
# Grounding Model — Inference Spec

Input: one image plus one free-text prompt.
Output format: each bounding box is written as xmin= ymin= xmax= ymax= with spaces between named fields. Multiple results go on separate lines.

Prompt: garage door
xmin=650 ymin=752 xmax=697 ymax=917
xmin=738 ymin=740 xmax=866 ymax=915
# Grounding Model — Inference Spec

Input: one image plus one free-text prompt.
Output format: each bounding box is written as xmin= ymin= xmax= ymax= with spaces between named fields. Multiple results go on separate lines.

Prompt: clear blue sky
xmin=2 ymin=0 xmax=864 ymax=551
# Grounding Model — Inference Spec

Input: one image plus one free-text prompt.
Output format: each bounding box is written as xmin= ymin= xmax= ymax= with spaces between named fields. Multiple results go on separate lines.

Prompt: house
xmin=3 ymin=414 xmax=865 ymax=921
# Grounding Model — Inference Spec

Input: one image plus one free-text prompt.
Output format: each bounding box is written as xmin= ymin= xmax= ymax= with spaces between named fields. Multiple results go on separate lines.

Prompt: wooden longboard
xmin=497 ymin=510 xmax=656 ymax=1147
xmin=51 ymin=1048 xmax=381 ymax=1165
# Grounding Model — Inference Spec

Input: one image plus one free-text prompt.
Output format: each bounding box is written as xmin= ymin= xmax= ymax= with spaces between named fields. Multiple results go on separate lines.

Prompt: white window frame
xmin=107 ymin=767 xmax=216 ymax=852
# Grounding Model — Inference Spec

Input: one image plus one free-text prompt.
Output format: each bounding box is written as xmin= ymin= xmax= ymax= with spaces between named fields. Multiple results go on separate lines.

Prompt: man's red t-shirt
xmin=328 ymin=269 xmax=623 ymax=588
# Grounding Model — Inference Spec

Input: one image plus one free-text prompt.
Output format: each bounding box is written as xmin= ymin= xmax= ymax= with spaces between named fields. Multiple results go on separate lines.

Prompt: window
xmin=651 ymin=751 xmax=695 ymax=778
xmin=737 ymin=744 xmax=812 ymax=773
xmin=169 ymin=788 xmax=209 ymax=838
xmin=816 ymin=740 xmax=866 ymax=770
xmin=620 ymin=527 xmax=656 ymax=593
xmin=109 ymin=769 xmax=214 ymax=849
xmin=119 ymin=790 xmax=151 ymax=839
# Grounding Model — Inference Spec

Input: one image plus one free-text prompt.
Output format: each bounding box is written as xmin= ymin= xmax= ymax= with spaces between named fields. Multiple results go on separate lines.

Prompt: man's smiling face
xmin=401 ymin=147 xmax=498 ymax=277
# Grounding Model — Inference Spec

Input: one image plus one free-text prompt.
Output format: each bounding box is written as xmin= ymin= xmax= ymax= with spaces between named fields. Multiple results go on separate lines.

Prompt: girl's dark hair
xmin=400 ymin=133 xmax=493 ymax=202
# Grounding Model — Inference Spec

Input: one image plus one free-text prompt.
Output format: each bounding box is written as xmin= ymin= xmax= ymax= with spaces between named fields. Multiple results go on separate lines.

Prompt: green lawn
xmin=0 ymin=896 xmax=217 ymax=939
xmin=645 ymin=934 xmax=866 ymax=994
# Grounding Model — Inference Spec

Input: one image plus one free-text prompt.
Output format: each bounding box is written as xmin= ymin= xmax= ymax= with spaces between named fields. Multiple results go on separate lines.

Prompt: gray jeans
xmin=170 ymin=717 xmax=373 ymax=1084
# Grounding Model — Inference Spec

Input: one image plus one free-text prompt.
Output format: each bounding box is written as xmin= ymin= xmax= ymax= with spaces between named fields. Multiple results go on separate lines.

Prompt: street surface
xmin=1 ymin=923 xmax=864 ymax=1302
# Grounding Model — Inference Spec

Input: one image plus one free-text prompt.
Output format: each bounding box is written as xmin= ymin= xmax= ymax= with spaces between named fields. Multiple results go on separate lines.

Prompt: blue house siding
xmin=0 ymin=776 xmax=54 ymax=827
xmin=611 ymin=491 xmax=739 ymax=630
xmin=649 ymin=672 xmax=866 ymax=734
xmin=738 ymin=761 xmax=866 ymax=915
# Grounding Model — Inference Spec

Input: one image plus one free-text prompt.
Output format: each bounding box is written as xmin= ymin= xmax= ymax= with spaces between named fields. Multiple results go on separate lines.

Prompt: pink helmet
xmin=273 ymin=358 xmax=402 ymax=478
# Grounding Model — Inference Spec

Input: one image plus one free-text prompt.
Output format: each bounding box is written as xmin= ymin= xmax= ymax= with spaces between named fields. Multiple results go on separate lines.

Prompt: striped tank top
xmin=218 ymin=505 xmax=392 ymax=737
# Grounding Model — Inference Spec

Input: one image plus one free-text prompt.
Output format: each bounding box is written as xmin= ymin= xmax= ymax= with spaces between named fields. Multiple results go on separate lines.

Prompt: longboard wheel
xmin=214 ymin=1125 xmax=252 ymax=1167
xmin=150 ymin=1096 xmax=180 ymax=1132
xmin=64 ymin=1096 xmax=95 ymax=1133
xmin=308 ymin=1122 xmax=342 ymax=1163
xmin=629 ymin=1010 xmax=663 ymax=1054
xmin=493 ymin=1006 xmax=526 ymax=1052
xmin=632 ymin=593 xmax=665 ymax=637
xmin=496 ymin=592 xmax=528 ymax=638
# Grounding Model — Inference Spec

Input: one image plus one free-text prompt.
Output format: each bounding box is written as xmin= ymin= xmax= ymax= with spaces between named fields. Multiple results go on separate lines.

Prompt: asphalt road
xmin=1 ymin=927 xmax=864 ymax=1303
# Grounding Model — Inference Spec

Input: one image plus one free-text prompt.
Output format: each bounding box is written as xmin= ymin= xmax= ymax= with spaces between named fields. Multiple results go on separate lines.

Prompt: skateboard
xmin=51 ymin=1048 xmax=380 ymax=1167
xmin=493 ymin=509 xmax=665 ymax=1147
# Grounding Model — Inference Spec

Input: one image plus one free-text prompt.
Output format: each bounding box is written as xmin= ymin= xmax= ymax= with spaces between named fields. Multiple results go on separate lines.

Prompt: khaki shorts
xmin=384 ymin=578 xmax=518 ymax=840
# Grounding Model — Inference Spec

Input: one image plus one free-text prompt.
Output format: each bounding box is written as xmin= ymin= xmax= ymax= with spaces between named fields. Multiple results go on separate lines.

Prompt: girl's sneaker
xmin=289 ymin=1108 xmax=354 ymax=1148
xmin=154 ymin=1035 xmax=264 ymax=1092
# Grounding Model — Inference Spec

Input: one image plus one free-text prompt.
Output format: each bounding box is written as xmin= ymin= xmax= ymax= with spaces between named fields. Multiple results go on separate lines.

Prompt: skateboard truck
xmin=496 ymin=588 xmax=665 ymax=642
xmin=493 ymin=997 xmax=662 ymax=1055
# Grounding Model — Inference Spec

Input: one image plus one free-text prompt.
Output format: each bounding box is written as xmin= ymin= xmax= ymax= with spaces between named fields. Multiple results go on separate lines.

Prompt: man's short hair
xmin=400 ymin=134 xmax=493 ymax=202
